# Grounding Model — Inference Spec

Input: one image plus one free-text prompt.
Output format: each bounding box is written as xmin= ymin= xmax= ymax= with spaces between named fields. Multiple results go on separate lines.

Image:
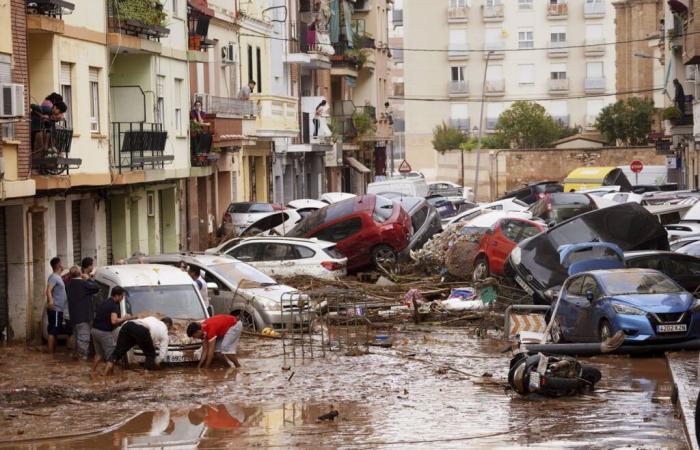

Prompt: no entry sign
xmin=630 ymin=160 xmax=643 ymax=173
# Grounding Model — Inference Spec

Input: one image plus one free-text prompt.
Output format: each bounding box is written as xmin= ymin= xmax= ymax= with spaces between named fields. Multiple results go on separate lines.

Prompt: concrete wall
xmin=435 ymin=146 xmax=667 ymax=201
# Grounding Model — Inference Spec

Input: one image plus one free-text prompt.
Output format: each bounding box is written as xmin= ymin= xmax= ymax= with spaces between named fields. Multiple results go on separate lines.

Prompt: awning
xmin=345 ymin=156 xmax=371 ymax=174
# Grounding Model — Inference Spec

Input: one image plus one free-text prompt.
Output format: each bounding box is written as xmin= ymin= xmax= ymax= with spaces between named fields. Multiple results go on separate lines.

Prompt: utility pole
xmin=473 ymin=50 xmax=494 ymax=201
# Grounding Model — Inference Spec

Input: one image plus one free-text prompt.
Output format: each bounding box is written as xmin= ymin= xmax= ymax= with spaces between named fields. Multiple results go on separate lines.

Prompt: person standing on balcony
xmin=190 ymin=100 xmax=209 ymax=126
xmin=238 ymin=80 xmax=256 ymax=100
xmin=674 ymin=79 xmax=686 ymax=115
xmin=314 ymin=100 xmax=331 ymax=139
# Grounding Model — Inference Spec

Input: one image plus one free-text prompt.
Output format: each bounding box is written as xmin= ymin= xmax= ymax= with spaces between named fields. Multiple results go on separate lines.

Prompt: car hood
xmin=611 ymin=292 xmax=694 ymax=313
xmin=240 ymin=283 xmax=299 ymax=301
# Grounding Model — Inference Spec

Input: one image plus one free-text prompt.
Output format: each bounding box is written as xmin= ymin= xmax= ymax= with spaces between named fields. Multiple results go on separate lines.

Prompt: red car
xmin=288 ymin=194 xmax=412 ymax=271
xmin=472 ymin=216 xmax=545 ymax=280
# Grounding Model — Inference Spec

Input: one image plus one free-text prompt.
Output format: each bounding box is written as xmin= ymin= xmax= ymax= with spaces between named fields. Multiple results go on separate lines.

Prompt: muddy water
xmin=0 ymin=329 xmax=688 ymax=449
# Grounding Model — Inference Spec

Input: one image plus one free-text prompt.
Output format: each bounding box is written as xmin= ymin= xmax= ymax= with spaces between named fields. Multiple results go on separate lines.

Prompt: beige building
xmin=403 ymin=0 xmax=615 ymax=187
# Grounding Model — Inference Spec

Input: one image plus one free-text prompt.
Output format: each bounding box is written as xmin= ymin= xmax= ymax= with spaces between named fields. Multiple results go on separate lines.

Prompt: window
xmin=0 ymin=54 xmax=13 ymax=139
xmin=486 ymin=0 xmax=502 ymax=6
xmin=60 ymin=62 xmax=73 ymax=128
xmin=521 ymin=225 xmax=541 ymax=240
xmin=518 ymin=0 xmax=532 ymax=9
xmin=156 ymin=75 xmax=165 ymax=125
xmin=585 ymin=24 xmax=603 ymax=42
xmin=374 ymin=196 xmax=394 ymax=223
xmin=451 ymin=66 xmax=465 ymax=82
xmin=450 ymin=0 xmax=468 ymax=7
xmin=486 ymin=102 xmax=505 ymax=129
xmin=295 ymin=246 xmax=316 ymax=259
xmin=581 ymin=276 xmax=600 ymax=298
xmin=501 ymin=220 xmax=524 ymax=242
xmin=89 ymin=68 xmax=100 ymax=133
xmin=261 ymin=244 xmax=299 ymax=261
xmin=586 ymin=61 xmax=604 ymax=78
xmin=550 ymin=63 xmax=567 ymax=80
xmin=550 ymin=26 xmax=566 ymax=44
xmin=174 ymin=78 xmax=183 ymax=134
xmin=311 ymin=218 xmax=363 ymax=243
xmin=518 ymin=64 xmax=534 ymax=85
xmin=229 ymin=243 xmax=263 ymax=261
xmin=518 ymin=29 xmax=534 ymax=49
xmin=566 ymin=276 xmax=585 ymax=296
xmin=411 ymin=206 xmax=429 ymax=232
xmin=256 ymin=46 xmax=262 ymax=93
xmin=549 ymin=100 xmax=568 ymax=122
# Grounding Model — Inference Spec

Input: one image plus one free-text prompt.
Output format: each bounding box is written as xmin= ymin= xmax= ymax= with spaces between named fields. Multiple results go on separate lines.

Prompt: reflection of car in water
xmin=93 ymin=265 xmax=209 ymax=364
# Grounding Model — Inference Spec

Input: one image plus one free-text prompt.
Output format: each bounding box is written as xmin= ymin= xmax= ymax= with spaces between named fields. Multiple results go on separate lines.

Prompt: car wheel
xmin=472 ymin=256 xmax=489 ymax=281
xmin=372 ymin=245 xmax=397 ymax=269
xmin=598 ymin=319 xmax=612 ymax=342
xmin=233 ymin=310 xmax=258 ymax=332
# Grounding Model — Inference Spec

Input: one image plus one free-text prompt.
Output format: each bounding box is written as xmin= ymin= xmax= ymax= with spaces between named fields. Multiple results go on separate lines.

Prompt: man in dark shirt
xmin=66 ymin=257 xmax=100 ymax=361
xmin=91 ymin=286 xmax=131 ymax=373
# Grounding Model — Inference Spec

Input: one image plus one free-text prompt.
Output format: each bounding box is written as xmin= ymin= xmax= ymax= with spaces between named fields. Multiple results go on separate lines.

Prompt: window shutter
xmin=60 ymin=63 xmax=71 ymax=85
xmin=89 ymin=68 xmax=99 ymax=83
xmin=156 ymin=76 xmax=165 ymax=98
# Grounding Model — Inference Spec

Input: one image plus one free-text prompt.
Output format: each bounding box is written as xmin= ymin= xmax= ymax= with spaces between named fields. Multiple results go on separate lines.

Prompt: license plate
xmin=529 ymin=371 xmax=541 ymax=390
xmin=657 ymin=324 xmax=687 ymax=333
xmin=165 ymin=354 xmax=189 ymax=363
xmin=515 ymin=276 xmax=535 ymax=296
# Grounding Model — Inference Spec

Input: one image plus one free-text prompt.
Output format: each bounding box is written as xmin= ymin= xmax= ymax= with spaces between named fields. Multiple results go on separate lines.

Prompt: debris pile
xmin=412 ymin=225 xmax=485 ymax=277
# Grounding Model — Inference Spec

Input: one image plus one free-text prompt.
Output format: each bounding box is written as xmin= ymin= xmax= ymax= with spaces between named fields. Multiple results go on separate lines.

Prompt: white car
xmin=221 ymin=202 xmax=284 ymax=235
xmin=665 ymin=222 xmax=700 ymax=241
xmin=319 ymin=192 xmax=356 ymax=204
xmin=428 ymin=181 xmax=475 ymax=203
xmin=240 ymin=209 xmax=303 ymax=236
xmin=602 ymin=192 xmax=646 ymax=205
xmin=444 ymin=198 xmax=529 ymax=227
xmin=207 ymin=236 xmax=347 ymax=279
xmin=287 ymin=199 xmax=327 ymax=218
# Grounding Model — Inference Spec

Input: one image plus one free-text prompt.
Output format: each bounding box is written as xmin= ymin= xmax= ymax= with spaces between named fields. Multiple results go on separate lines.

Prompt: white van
xmin=367 ymin=177 xmax=429 ymax=198
xmin=93 ymin=264 xmax=210 ymax=365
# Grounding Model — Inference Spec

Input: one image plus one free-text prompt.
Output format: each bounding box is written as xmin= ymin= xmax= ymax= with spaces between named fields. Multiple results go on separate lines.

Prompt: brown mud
xmin=0 ymin=328 xmax=688 ymax=449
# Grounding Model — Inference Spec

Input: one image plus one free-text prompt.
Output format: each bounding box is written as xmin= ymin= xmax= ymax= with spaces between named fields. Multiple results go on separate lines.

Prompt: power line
xmin=390 ymin=87 xmax=666 ymax=103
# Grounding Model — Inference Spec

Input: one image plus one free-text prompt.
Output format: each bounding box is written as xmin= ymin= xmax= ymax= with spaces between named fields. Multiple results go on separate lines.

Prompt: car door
xmin=576 ymin=276 xmax=601 ymax=342
xmin=257 ymin=243 xmax=301 ymax=278
xmin=292 ymin=244 xmax=319 ymax=276
xmin=200 ymin=267 xmax=237 ymax=315
xmin=311 ymin=218 xmax=364 ymax=268
xmin=227 ymin=242 xmax=265 ymax=267
xmin=490 ymin=220 xmax=524 ymax=273
xmin=557 ymin=276 xmax=585 ymax=339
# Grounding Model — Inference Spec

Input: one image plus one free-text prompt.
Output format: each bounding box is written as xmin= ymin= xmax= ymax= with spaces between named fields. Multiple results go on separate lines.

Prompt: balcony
xmin=26 ymin=0 xmax=75 ymax=34
xmin=448 ymin=80 xmax=469 ymax=97
xmin=482 ymin=4 xmax=504 ymax=22
xmin=187 ymin=0 xmax=214 ymax=60
xmin=108 ymin=1 xmax=170 ymax=54
xmin=190 ymin=122 xmax=215 ymax=167
xmin=547 ymin=41 xmax=568 ymax=57
xmin=448 ymin=6 xmax=469 ymax=23
xmin=111 ymin=122 xmax=172 ymax=172
xmin=483 ymin=41 xmax=505 ymax=59
xmin=199 ymin=95 xmax=256 ymax=118
xmin=450 ymin=118 xmax=470 ymax=132
xmin=548 ymin=78 xmax=569 ymax=94
xmin=251 ymin=95 xmax=299 ymax=138
xmin=584 ymin=77 xmax=606 ymax=93
xmin=206 ymin=115 xmax=246 ymax=149
xmin=584 ymin=39 xmax=605 ymax=56
xmin=287 ymin=24 xmax=333 ymax=69
xmin=330 ymin=42 xmax=361 ymax=77
xmin=547 ymin=3 xmax=567 ymax=19
xmin=484 ymin=79 xmax=505 ymax=96
xmin=552 ymin=115 xmax=570 ymax=127
xmin=31 ymin=123 xmax=81 ymax=175
xmin=392 ymin=8 xmax=403 ymax=25
xmin=583 ymin=1 xmax=605 ymax=18
xmin=447 ymin=43 xmax=469 ymax=60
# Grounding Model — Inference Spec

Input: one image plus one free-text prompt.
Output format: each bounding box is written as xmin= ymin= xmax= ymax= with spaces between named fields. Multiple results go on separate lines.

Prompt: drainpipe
xmin=24 ymin=206 xmax=33 ymax=343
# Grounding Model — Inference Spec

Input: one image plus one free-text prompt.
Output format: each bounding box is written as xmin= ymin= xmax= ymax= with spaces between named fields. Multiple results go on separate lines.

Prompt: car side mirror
xmin=585 ymin=290 xmax=595 ymax=302
xmin=207 ymin=305 xmax=214 ymax=317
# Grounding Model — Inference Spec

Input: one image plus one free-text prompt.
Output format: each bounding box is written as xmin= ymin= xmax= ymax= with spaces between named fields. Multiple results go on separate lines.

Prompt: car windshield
xmin=374 ymin=196 xmax=394 ymax=223
xmin=227 ymin=203 xmax=274 ymax=214
xmin=288 ymin=199 xmax=355 ymax=236
xmin=599 ymin=272 xmax=682 ymax=295
xmin=210 ymin=262 xmax=277 ymax=288
xmin=125 ymin=285 xmax=205 ymax=319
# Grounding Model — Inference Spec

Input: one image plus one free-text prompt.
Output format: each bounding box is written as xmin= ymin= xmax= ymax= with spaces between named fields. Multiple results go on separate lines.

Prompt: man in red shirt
xmin=186 ymin=314 xmax=242 ymax=368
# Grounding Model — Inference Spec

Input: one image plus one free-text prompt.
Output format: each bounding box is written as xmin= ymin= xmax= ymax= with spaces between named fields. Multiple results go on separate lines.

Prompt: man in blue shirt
xmin=45 ymin=257 xmax=69 ymax=354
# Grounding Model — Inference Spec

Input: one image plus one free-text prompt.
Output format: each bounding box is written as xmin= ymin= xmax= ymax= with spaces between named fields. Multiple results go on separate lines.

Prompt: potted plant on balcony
xmin=352 ymin=110 xmax=376 ymax=139
xmin=110 ymin=0 xmax=167 ymax=32
xmin=662 ymin=106 xmax=683 ymax=126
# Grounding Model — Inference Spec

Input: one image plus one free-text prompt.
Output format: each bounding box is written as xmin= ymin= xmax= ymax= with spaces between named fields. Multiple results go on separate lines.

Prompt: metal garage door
xmin=72 ymin=200 xmax=81 ymax=265
xmin=0 ymin=208 xmax=7 ymax=335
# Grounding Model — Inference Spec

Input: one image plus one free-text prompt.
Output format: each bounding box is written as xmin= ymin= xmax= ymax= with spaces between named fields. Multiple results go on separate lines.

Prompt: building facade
xmin=403 ymin=0 xmax=615 ymax=188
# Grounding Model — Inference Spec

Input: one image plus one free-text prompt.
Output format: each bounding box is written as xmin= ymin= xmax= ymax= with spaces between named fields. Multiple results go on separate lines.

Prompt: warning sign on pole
xmin=398 ymin=159 xmax=412 ymax=174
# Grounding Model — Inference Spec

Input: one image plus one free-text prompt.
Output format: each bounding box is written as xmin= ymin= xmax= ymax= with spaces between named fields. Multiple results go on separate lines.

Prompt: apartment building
xmin=403 ymin=0 xmax=615 ymax=183
xmin=389 ymin=0 xmax=405 ymax=174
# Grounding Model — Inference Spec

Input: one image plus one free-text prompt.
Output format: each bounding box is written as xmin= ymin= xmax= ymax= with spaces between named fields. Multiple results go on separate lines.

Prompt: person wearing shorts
xmin=187 ymin=314 xmax=242 ymax=369
xmin=91 ymin=286 xmax=131 ymax=373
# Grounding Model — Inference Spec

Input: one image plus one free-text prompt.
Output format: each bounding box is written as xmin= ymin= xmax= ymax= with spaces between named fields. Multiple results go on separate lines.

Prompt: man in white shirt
xmin=104 ymin=316 xmax=172 ymax=374
xmin=188 ymin=266 xmax=209 ymax=308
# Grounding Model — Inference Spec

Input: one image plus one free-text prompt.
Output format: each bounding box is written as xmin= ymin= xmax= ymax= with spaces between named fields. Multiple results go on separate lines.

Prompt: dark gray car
xmin=381 ymin=193 xmax=442 ymax=253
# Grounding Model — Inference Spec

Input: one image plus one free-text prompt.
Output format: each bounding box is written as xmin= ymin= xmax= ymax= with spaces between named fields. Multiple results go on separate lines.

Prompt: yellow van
xmin=563 ymin=167 xmax=632 ymax=192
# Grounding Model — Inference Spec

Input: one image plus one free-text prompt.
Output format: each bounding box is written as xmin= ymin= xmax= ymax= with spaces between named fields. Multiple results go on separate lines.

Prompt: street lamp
xmin=634 ymin=52 xmax=662 ymax=62
xmin=473 ymin=50 xmax=494 ymax=201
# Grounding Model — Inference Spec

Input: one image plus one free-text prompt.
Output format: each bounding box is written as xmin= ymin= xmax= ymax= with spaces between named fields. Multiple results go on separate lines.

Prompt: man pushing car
xmin=187 ymin=314 xmax=242 ymax=369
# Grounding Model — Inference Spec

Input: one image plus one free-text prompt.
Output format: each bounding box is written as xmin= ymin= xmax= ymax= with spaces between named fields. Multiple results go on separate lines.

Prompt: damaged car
xmin=506 ymin=203 xmax=669 ymax=303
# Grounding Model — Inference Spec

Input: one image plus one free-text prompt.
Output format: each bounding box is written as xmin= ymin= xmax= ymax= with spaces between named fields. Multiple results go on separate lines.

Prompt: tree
xmin=595 ymin=97 xmax=654 ymax=146
xmin=493 ymin=101 xmax=562 ymax=149
xmin=431 ymin=122 xmax=466 ymax=154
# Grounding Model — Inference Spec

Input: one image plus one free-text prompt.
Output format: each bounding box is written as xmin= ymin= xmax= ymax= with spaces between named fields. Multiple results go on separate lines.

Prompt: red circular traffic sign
xmin=630 ymin=160 xmax=644 ymax=173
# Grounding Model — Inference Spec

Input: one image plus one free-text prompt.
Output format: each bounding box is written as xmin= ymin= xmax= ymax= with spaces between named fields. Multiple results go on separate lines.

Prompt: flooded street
xmin=0 ymin=328 xmax=687 ymax=449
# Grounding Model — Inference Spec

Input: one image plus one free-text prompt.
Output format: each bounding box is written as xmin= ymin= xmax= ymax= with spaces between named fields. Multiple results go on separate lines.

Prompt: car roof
xmin=623 ymin=250 xmax=691 ymax=258
xmin=138 ymin=253 xmax=240 ymax=267
xmin=227 ymin=236 xmax=336 ymax=248
xmin=95 ymin=264 xmax=194 ymax=287
xmin=585 ymin=268 xmax=661 ymax=276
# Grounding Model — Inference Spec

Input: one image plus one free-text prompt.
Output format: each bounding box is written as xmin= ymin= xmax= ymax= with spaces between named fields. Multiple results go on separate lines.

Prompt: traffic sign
xmin=630 ymin=160 xmax=644 ymax=173
xmin=398 ymin=159 xmax=412 ymax=173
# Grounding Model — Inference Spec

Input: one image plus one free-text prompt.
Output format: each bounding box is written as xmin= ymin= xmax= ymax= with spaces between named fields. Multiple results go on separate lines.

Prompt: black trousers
xmin=110 ymin=322 xmax=156 ymax=369
xmin=313 ymin=118 xmax=319 ymax=137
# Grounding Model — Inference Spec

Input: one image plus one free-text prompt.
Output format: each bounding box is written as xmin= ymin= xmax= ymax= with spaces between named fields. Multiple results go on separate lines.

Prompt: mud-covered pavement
xmin=0 ymin=329 xmax=688 ymax=449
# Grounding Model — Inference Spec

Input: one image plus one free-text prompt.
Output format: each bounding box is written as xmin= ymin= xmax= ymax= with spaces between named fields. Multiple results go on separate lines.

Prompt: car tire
xmin=472 ymin=256 xmax=489 ymax=281
xmin=372 ymin=245 xmax=397 ymax=269
xmin=233 ymin=310 xmax=259 ymax=332
xmin=598 ymin=319 xmax=612 ymax=342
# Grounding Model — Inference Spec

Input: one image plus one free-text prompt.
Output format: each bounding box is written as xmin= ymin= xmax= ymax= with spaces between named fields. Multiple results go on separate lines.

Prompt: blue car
xmin=552 ymin=268 xmax=700 ymax=343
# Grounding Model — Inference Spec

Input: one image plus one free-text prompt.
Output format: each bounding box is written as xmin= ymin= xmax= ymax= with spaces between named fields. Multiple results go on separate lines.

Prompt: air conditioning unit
xmin=0 ymin=84 xmax=25 ymax=118
xmin=221 ymin=43 xmax=237 ymax=64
